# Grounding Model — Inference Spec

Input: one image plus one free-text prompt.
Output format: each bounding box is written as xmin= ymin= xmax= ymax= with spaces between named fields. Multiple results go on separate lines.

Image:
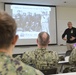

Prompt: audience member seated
xmin=62 ymin=48 xmax=76 ymax=73
xmin=21 ymin=32 xmax=59 ymax=74
xmin=0 ymin=11 xmax=43 ymax=75
xmin=69 ymin=48 xmax=76 ymax=65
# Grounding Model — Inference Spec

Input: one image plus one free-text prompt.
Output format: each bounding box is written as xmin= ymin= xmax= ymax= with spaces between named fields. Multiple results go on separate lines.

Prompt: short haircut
xmin=67 ymin=22 xmax=72 ymax=25
xmin=0 ymin=12 xmax=17 ymax=49
xmin=38 ymin=32 xmax=50 ymax=46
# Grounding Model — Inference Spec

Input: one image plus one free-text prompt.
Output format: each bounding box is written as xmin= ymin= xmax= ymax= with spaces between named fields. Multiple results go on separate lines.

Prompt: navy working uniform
xmin=0 ymin=52 xmax=44 ymax=75
xmin=21 ymin=48 xmax=59 ymax=70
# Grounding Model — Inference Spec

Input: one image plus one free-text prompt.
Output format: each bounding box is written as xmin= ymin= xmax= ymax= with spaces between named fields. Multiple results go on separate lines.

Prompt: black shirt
xmin=62 ymin=27 xmax=76 ymax=43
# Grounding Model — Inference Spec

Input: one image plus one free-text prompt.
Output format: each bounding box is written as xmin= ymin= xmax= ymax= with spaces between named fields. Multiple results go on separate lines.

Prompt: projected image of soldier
xmin=31 ymin=13 xmax=42 ymax=32
xmin=15 ymin=10 xmax=23 ymax=32
xmin=24 ymin=12 xmax=33 ymax=31
xmin=24 ymin=22 xmax=30 ymax=31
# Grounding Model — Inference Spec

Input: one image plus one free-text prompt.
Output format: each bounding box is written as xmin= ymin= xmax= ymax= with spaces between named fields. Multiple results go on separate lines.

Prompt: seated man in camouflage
xmin=69 ymin=48 xmax=76 ymax=65
xmin=62 ymin=48 xmax=76 ymax=73
xmin=0 ymin=11 xmax=43 ymax=75
xmin=22 ymin=32 xmax=59 ymax=70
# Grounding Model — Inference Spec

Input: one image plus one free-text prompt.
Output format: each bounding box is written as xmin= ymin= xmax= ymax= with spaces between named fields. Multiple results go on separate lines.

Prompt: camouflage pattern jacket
xmin=69 ymin=48 xmax=76 ymax=65
xmin=0 ymin=52 xmax=44 ymax=75
xmin=22 ymin=48 xmax=59 ymax=70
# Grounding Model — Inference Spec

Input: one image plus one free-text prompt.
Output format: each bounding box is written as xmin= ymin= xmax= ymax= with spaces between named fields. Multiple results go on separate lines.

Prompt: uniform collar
xmin=37 ymin=48 xmax=47 ymax=51
xmin=0 ymin=52 xmax=12 ymax=58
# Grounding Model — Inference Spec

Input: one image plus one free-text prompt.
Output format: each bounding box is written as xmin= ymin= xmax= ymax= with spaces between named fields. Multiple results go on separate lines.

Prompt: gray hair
xmin=38 ymin=32 xmax=50 ymax=46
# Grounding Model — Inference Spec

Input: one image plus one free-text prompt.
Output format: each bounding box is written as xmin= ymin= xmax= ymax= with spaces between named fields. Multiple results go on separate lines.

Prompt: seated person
xmin=62 ymin=48 xmax=76 ymax=73
xmin=21 ymin=32 xmax=59 ymax=70
xmin=0 ymin=11 xmax=43 ymax=75
xmin=69 ymin=48 xmax=76 ymax=65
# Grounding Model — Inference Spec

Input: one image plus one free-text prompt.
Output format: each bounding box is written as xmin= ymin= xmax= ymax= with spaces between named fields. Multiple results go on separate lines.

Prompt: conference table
xmin=58 ymin=56 xmax=70 ymax=72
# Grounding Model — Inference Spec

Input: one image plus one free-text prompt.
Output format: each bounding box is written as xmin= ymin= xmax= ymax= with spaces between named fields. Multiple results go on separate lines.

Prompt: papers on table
xmin=58 ymin=56 xmax=69 ymax=64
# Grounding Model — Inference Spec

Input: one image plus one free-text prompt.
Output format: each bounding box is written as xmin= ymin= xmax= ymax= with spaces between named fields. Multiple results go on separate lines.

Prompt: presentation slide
xmin=5 ymin=4 xmax=57 ymax=45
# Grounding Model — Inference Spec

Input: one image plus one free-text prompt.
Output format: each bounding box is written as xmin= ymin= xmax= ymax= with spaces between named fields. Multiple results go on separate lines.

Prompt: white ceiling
xmin=0 ymin=0 xmax=76 ymax=7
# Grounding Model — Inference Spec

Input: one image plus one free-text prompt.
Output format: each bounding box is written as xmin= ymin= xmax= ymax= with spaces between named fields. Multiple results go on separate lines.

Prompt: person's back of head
xmin=37 ymin=32 xmax=50 ymax=48
xmin=0 ymin=11 xmax=17 ymax=49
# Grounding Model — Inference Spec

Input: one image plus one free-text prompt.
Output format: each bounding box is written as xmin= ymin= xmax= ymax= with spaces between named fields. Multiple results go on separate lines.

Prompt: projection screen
xmin=4 ymin=3 xmax=57 ymax=46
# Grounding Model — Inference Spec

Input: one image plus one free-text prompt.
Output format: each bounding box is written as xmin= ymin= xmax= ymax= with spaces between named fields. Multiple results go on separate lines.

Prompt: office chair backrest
xmin=65 ymin=50 xmax=72 ymax=56
xmin=40 ymin=68 xmax=57 ymax=75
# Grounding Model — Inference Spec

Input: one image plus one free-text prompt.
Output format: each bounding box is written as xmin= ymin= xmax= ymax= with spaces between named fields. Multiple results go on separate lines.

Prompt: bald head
xmin=37 ymin=32 xmax=50 ymax=46
xmin=67 ymin=22 xmax=72 ymax=29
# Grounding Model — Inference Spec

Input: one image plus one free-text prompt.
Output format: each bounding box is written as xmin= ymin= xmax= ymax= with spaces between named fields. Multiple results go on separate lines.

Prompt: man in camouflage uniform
xmin=22 ymin=32 xmax=59 ymax=70
xmin=69 ymin=48 xmax=76 ymax=65
xmin=62 ymin=48 xmax=76 ymax=73
xmin=0 ymin=12 xmax=43 ymax=75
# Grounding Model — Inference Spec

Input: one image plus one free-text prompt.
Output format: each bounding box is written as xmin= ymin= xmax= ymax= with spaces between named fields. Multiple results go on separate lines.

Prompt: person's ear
xmin=48 ymin=40 xmax=50 ymax=44
xmin=12 ymin=35 xmax=18 ymax=45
